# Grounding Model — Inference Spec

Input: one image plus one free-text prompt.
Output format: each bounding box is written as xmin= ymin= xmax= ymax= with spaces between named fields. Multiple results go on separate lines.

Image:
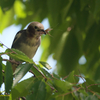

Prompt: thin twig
xmin=0 ymin=41 xmax=16 ymax=53
xmin=87 ymin=83 xmax=100 ymax=88
xmin=0 ymin=52 xmax=15 ymax=56
xmin=3 ymin=59 xmax=19 ymax=64
xmin=32 ymin=64 xmax=47 ymax=79
xmin=58 ymin=87 xmax=82 ymax=97
xmin=88 ymin=89 xmax=100 ymax=99
xmin=62 ymin=75 xmax=69 ymax=80
xmin=78 ymin=69 xmax=87 ymax=92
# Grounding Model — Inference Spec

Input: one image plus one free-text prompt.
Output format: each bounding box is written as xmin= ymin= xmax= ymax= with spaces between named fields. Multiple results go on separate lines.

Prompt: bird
xmin=11 ymin=22 xmax=46 ymax=72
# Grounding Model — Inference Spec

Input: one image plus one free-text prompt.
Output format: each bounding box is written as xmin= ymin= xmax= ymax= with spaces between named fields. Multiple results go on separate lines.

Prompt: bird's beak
xmin=41 ymin=29 xmax=46 ymax=35
xmin=38 ymin=29 xmax=46 ymax=35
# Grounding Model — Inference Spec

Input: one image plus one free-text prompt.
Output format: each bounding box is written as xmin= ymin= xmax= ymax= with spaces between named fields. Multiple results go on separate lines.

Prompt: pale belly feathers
xmin=19 ymin=42 xmax=39 ymax=59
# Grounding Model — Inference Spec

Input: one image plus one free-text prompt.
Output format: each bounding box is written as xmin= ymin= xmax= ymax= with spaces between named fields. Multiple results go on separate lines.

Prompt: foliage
xmin=0 ymin=0 xmax=100 ymax=99
xmin=0 ymin=48 xmax=100 ymax=100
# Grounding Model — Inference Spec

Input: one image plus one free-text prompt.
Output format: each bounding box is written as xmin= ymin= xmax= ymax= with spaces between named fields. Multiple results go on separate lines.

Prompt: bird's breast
xmin=19 ymin=37 xmax=41 ymax=59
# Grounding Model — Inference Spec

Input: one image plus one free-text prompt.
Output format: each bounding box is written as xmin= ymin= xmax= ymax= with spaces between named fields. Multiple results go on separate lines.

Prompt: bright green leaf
xmin=13 ymin=63 xmax=33 ymax=87
xmin=12 ymin=77 xmax=36 ymax=99
xmin=5 ymin=48 xmax=33 ymax=63
xmin=53 ymin=79 xmax=73 ymax=93
xmin=31 ymin=64 xmax=44 ymax=80
xmin=0 ymin=8 xmax=14 ymax=33
xmin=65 ymin=71 xmax=75 ymax=83
xmin=14 ymin=1 xmax=26 ymax=18
xmin=5 ymin=61 xmax=13 ymax=94
xmin=40 ymin=68 xmax=53 ymax=79
xmin=39 ymin=61 xmax=52 ymax=70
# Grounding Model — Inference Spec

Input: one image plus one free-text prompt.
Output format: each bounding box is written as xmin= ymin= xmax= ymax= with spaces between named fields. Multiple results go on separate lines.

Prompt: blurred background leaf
xmin=0 ymin=0 xmax=100 ymax=83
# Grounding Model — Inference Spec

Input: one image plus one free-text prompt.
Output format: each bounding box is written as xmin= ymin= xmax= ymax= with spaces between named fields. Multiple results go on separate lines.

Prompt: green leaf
xmin=0 ymin=0 xmax=15 ymax=11
xmin=52 ymin=73 xmax=61 ymax=80
xmin=2 ymin=63 xmax=6 ymax=71
xmin=83 ymin=78 xmax=100 ymax=93
xmin=85 ymin=95 xmax=98 ymax=100
xmin=0 ymin=56 xmax=3 ymax=87
xmin=57 ymin=30 xmax=81 ymax=76
xmin=0 ymin=95 xmax=9 ymax=100
xmin=40 ymin=68 xmax=53 ymax=79
xmin=61 ymin=0 xmax=73 ymax=20
xmin=53 ymin=32 xmax=69 ymax=61
xmin=13 ymin=63 xmax=33 ymax=87
xmin=39 ymin=61 xmax=52 ymax=70
xmin=78 ymin=89 xmax=88 ymax=96
xmin=0 ymin=43 xmax=3 ymax=48
xmin=5 ymin=61 xmax=13 ymax=94
xmin=14 ymin=1 xmax=26 ymax=18
xmin=83 ymin=23 xmax=100 ymax=56
xmin=45 ymin=84 xmax=52 ymax=100
xmin=65 ymin=71 xmax=75 ymax=83
xmin=53 ymin=79 xmax=73 ymax=93
xmin=47 ymin=0 xmax=60 ymax=25
xmin=31 ymin=64 xmax=44 ymax=80
xmin=94 ymin=0 xmax=100 ymax=18
xmin=72 ymin=93 xmax=79 ymax=100
xmin=80 ymin=0 xmax=90 ymax=11
xmin=55 ymin=94 xmax=73 ymax=100
xmin=0 ymin=8 xmax=14 ymax=33
xmin=26 ymin=80 xmax=46 ymax=100
xmin=5 ymin=48 xmax=33 ymax=63
xmin=12 ymin=77 xmax=36 ymax=99
xmin=94 ymin=65 xmax=100 ymax=80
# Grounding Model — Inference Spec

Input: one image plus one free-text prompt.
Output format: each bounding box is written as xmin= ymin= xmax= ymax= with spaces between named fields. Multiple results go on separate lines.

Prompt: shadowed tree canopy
xmin=0 ymin=0 xmax=100 ymax=99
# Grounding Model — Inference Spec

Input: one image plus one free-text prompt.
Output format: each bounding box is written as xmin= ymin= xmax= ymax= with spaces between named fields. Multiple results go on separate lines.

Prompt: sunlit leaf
xmin=53 ymin=79 xmax=73 ymax=93
xmin=39 ymin=61 xmax=52 ymax=70
xmin=14 ymin=1 xmax=26 ymax=18
xmin=0 ymin=8 xmax=14 ymax=33
xmin=13 ymin=63 xmax=33 ymax=87
xmin=31 ymin=64 xmax=44 ymax=80
xmin=5 ymin=48 xmax=33 ymax=63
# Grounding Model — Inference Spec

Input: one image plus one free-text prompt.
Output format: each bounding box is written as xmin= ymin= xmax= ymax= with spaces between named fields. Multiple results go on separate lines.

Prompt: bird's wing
xmin=11 ymin=30 xmax=26 ymax=48
xmin=12 ymin=31 xmax=22 ymax=44
xmin=11 ymin=30 xmax=25 ymax=72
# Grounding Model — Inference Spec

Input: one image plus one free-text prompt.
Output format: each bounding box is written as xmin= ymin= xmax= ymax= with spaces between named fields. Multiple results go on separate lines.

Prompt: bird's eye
xmin=34 ymin=26 xmax=38 ymax=29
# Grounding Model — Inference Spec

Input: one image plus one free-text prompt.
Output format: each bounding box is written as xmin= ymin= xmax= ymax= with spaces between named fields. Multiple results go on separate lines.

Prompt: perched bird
xmin=11 ymin=22 xmax=46 ymax=72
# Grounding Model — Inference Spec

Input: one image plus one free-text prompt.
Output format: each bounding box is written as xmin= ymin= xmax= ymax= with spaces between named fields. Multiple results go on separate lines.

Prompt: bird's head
xmin=27 ymin=22 xmax=46 ymax=38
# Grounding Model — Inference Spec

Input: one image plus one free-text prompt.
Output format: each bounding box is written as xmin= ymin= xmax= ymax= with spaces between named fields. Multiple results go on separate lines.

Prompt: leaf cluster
xmin=0 ymin=47 xmax=99 ymax=100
